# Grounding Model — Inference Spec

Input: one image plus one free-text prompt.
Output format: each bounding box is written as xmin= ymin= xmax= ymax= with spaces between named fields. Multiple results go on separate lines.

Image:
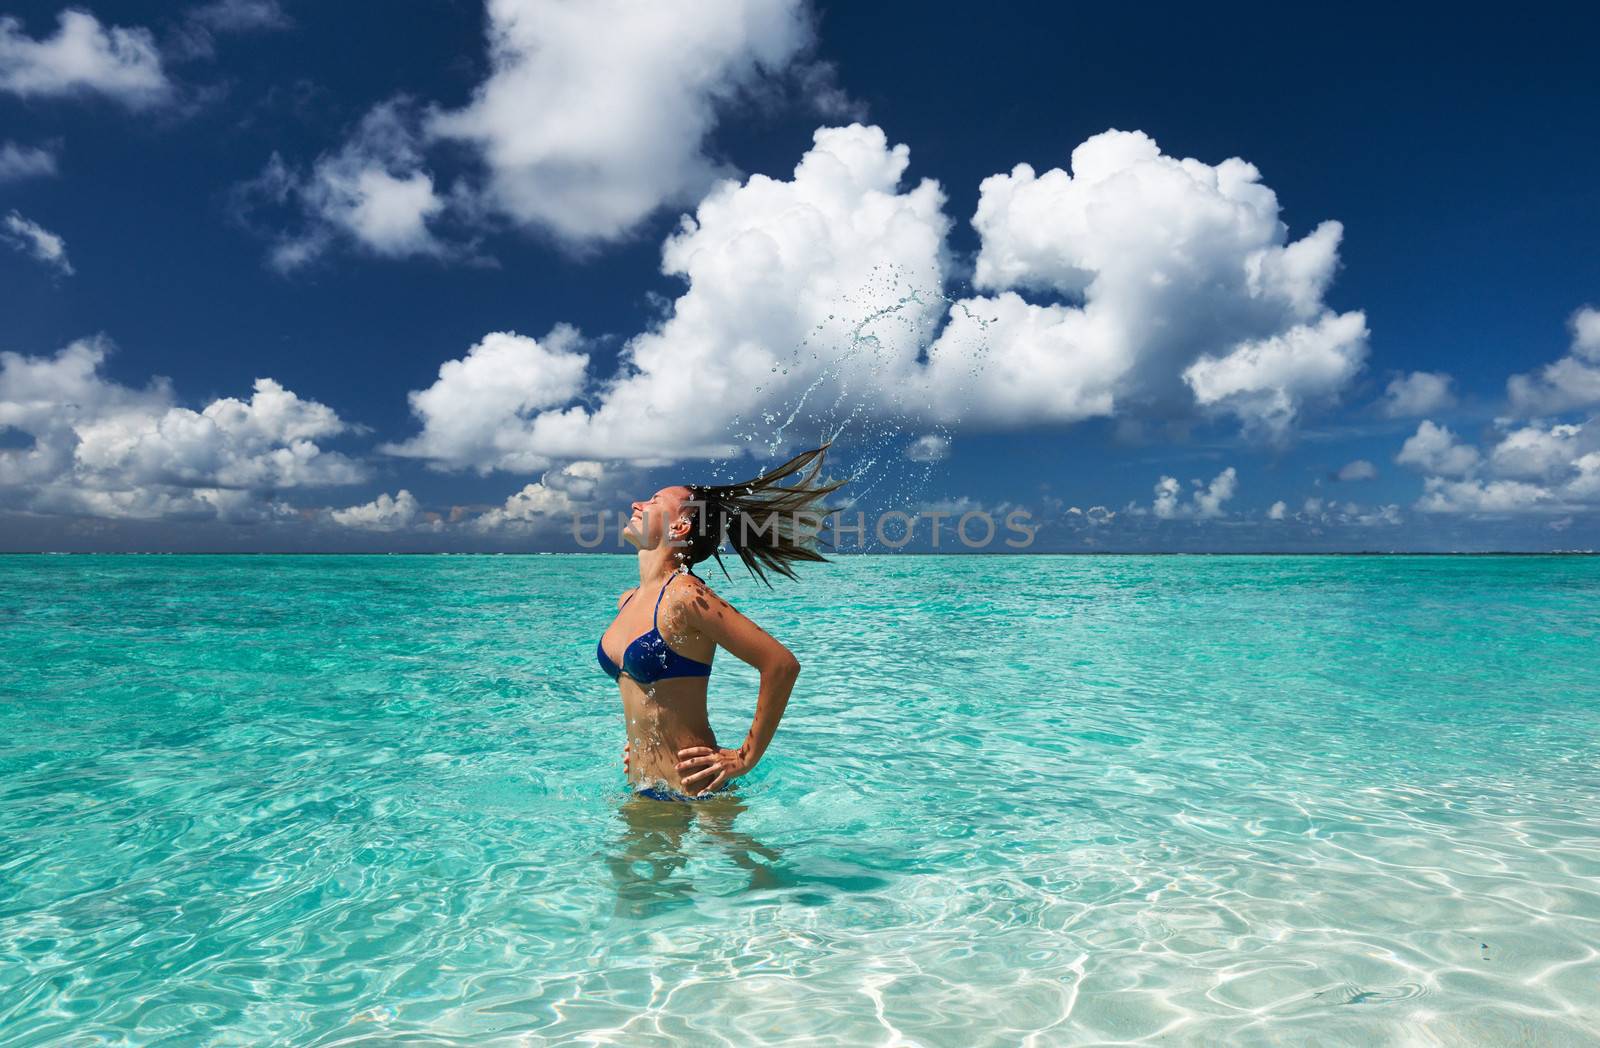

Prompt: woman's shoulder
xmin=666 ymin=571 xmax=727 ymax=620
xmin=616 ymin=586 xmax=637 ymax=610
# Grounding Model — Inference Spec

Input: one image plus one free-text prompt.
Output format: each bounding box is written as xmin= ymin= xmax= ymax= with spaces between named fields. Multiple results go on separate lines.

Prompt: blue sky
xmin=2 ymin=0 xmax=1598 ymax=552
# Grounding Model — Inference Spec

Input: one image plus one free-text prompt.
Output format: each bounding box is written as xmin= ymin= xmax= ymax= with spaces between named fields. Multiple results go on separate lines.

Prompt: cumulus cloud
xmin=328 ymin=460 xmax=607 ymax=538
xmin=1416 ymin=478 xmax=1556 ymax=515
xmin=600 ymin=123 xmax=945 ymax=447
xmin=1149 ymin=466 xmax=1237 ymax=519
xmin=69 ymin=378 xmax=359 ymax=490
xmin=1360 ymin=503 xmax=1404 ymax=526
xmin=1396 ymin=421 xmax=1480 ymax=477
xmin=3 ymin=211 xmax=73 ymax=274
xmin=0 ymin=141 xmax=57 ymax=182
xmin=1065 ymin=505 xmax=1116 ymax=527
xmin=958 ymin=129 xmax=1365 ymax=433
xmin=1337 ymin=458 xmax=1377 ymax=482
xmin=1151 ymin=475 xmax=1181 ymax=518
xmin=1507 ymin=306 xmax=1600 ymax=415
xmin=1183 ymin=311 xmax=1369 ymax=439
xmin=0 ymin=337 xmax=363 ymax=521
xmin=391 ymin=125 xmax=1367 ymax=473
xmin=254 ymin=0 xmax=841 ymax=263
xmin=429 ymin=0 xmax=817 ymax=245
xmin=239 ymin=101 xmax=448 ymax=271
xmin=331 ymin=489 xmax=426 ymax=532
xmin=1274 ymin=495 xmax=1401 ymax=527
xmin=1306 ymin=501 xmax=1404 ymax=526
xmin=473 ymin=460 xmax=605 ymax=533
xmin=1382 ymin=370 xmax=1455 ymax=417
xmin=0 ymin=10 xmax=169 ymax=108
xmin=1193 ymin=467 xmax=1238 ymax=518
xmin=381 ymin=326 xmax=592 ymax=472
xmin=905 ymin=433 xmax=950 ymax=462
xmin=393 ymin=124 xmax=950 ymax=465
xmin=1489 ymin=422 xmax=1584 ymax=480
xmin=1396 ymin=412 xmax=1600 ymax=514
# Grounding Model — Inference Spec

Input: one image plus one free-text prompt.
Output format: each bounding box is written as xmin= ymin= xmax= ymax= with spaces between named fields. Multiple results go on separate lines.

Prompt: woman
xmin=598 ymin=444 xmax=844 ymax=801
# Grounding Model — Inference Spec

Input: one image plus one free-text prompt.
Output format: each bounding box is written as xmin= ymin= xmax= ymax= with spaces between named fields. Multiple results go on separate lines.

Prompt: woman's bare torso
xmin=618 ymin=678 xmax=718 ymax=793
xmin=601 ymin=580 xmax=719 ymax=794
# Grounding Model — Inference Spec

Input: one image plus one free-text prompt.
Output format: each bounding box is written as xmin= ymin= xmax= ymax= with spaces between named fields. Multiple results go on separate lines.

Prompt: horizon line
xmin=2 ymin=550 xmax=1596 ymax=558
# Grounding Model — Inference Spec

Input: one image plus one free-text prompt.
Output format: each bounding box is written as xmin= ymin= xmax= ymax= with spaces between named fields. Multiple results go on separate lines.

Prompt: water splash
xmin=707 ymin=263 xmax=997 ymax=551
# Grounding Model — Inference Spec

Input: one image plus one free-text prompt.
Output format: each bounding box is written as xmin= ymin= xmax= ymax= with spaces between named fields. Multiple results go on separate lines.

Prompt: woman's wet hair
xmin=680 ymin=444 xmax=846 ymax=586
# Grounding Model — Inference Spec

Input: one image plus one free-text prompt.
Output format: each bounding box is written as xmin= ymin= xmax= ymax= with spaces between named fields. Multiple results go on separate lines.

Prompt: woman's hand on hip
xmin=675 ymin=746 xmax=751 ymax=797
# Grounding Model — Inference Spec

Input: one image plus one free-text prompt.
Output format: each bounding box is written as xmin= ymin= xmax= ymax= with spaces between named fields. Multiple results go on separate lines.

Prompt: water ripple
xmin=1 ymin=554 xmax=1598 ymax=1045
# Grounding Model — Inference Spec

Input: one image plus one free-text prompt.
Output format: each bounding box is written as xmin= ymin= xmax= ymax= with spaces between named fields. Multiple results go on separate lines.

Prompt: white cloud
xmin=562 ymin=122 xmax=944 ymax=455
xmin=905 ymin=433 xmax=949 ymax=462
xmin=1396 ymin=410 xmax=1600 ymax=515
xmin=1183 ymin=311 xmax=1369 ymax=439
xmin=1416 ymin=477 xmax=1553 ymax=514
xmin=381 ymin=326 xmax=592 ymax=472
xmin=1396 ymin=420 xmax=1479 ymax=477
xmin=1337 ymin=458 xmax=1377 ymax=482
xmin=1507 ymin=306 xmax=1600 ymax=415
xmin=1569 ymin=452 xmax=1600 ymax=502
xmin=0 ymin=337 xmax=363 ymax=520
xmin=331 ymin=489 xmax=424 ymax=532
xmin=1193 ymin=467 xmax=1238 ymax=518
xmin=328 ymin=460 xmax=607 ymax=537
xmin=394 ymin=124 xmax=949 ymax=466
xmin=3 ymin=211 xmax=73 ymax=274
xmin=473 ymin=460 xmax=605 ymax=532
xmin=73 ymin=378 xmax=359 ymax=490
xmin=1382 ymin=370 xmax=1455 ymax=417
xmin=1151 ymin=475 xmax=1181 ymax=519
xmin=1150 ymin=466 xmax=1237 ymax=519
xmin=923 ymin=289 xmax=1120 ymax=425
xmin=243 ymin=102 xmax=447 ymax=270
xmin=392 ymin=125 xmax=1367 ymax=473
xmin=959 ymin=129 xmax=1365 ymax=432
xmin=251 ymin=1 xmax=848 ymax=265
xmin=1279 ymin=495 xmax=1402 ymax=527
xmin=0 ymin=141 xmax=57 ymax=182
xmin=428 ymin=0 xmax=816 ymax=245
xmin=1489 ymin=423 xmax=1582 ymax=480
xmin=1358 ymin=503 xmax=1403 ymax=526
xmin=1065 ymin=505 xmax=1116 ymax=527
xmin=0 ymin=10 xmax=169 ymax=108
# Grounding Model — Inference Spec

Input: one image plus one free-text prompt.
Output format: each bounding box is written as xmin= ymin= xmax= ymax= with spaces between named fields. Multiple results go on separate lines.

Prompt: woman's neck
xmin=636 ymin=545 xmax=685 ymax=588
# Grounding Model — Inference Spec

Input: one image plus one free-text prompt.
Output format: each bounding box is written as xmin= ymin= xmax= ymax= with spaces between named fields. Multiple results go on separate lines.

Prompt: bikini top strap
xmin=652 ymin=574 xmax=674 ymax=628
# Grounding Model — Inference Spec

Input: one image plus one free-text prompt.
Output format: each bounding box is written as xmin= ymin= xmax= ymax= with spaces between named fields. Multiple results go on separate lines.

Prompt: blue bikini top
xmin=597 ymin=572 xmax=713 ymax=685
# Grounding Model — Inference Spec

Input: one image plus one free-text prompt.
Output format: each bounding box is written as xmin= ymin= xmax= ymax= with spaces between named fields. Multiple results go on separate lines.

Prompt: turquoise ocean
xmin=2 ymin=554 xmax=1597 ymax=1046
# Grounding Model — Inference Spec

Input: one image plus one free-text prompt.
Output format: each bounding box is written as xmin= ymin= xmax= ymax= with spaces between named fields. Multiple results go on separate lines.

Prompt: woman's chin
xmin=620 ymin=528 xmax=643 ymax=549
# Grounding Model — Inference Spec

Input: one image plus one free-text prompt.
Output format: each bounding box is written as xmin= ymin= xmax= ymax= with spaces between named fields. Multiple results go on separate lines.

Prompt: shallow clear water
xmin=2 ymin=554 xmax=1598 ymax=1046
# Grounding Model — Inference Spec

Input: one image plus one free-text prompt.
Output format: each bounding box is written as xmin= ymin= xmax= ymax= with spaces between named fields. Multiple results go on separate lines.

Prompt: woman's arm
xmin=673 ymin=580 xmax=801 ymax=795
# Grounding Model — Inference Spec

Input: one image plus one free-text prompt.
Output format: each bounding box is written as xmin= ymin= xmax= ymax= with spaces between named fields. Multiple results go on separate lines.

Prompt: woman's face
xmin=622 ymin=485 xmax=694 ymax=550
